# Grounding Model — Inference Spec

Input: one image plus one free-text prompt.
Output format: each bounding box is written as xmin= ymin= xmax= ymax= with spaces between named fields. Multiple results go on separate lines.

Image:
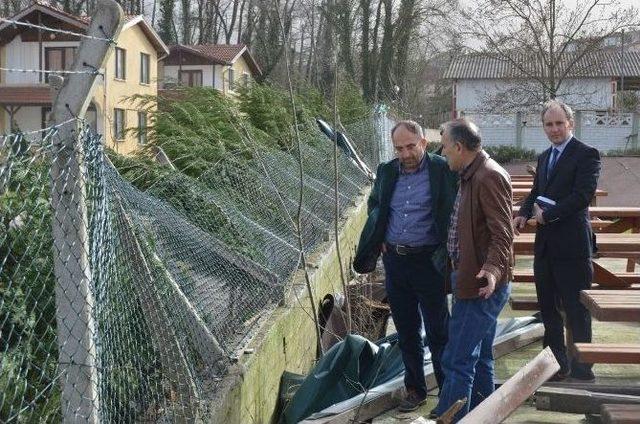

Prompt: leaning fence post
xmin=48 ymin=1 xmax=123 ymax=422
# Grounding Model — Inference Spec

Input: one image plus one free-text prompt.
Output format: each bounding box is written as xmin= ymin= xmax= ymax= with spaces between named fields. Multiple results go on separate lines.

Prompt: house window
xmin=140 ymin=53 xmax=150 ymax=84
xmin=44 ymin=47 xmax=76 ymax=82
xmin=138 ymin=112 xmax=147 ymax=144
xmin=114 ymin=108 xmax=125 ymax=141
xmin=242 ymin=73 xmax=250 ymax=86
xmin=115 ymin=47 xmax=126 ymax=80
xmin=179 ymin=70 xmax=202 ymax=87
xmin=228 ymin=68 xmax=235 ymax=90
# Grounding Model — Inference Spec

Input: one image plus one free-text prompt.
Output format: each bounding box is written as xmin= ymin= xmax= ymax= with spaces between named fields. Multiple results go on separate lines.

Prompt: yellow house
xmin=0 ymin=2 xmax=169 ymax=154
xmin=159 ymin=44 xmax=262 ymax=95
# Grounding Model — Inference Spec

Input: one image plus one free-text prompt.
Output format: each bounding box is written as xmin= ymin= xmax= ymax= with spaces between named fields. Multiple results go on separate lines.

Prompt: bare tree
xmin=459 ymin=0 xmax=640 ymax=110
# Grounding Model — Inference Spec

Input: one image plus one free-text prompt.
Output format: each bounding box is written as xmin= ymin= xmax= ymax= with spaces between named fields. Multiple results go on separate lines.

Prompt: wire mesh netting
xmin=0 ymin=110 xmax=393 ymax=422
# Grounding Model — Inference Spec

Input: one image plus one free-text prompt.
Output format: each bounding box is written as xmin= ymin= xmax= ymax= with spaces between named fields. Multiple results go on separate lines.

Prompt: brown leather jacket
xmin=453 ymin=150 xmax=514 ymax=299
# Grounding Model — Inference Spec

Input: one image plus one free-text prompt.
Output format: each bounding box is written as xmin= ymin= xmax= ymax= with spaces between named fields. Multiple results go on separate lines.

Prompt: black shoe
xmin=548 ymin=369 xmax=570 ymax=382
xmin=398 ymin=390 xmax=426 ymax=412
xmin=568 ymin=369 xmax=596 ymax=383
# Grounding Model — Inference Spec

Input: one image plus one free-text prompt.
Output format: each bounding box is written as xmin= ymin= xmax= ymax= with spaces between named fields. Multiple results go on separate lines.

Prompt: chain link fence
xmin=0 ymin=110 xmax=393 ymax=422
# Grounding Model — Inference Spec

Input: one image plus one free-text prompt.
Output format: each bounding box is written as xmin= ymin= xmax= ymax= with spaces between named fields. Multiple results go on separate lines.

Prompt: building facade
xmin=158 ymin=44 xmax=261 ymax=95
xmin=0 ymin=2 xmax=168 ymax=154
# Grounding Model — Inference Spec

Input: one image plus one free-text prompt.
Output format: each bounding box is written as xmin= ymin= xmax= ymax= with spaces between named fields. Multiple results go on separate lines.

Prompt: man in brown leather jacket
xmin=434 ymin=118 xmax=514 ymax=422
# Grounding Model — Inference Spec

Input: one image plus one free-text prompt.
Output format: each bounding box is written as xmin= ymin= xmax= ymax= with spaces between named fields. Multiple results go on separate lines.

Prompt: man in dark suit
xmin=514 ymin=99 xmax=601 ymax=381
xmin=353 ymin=120 xmax=458 ymax=411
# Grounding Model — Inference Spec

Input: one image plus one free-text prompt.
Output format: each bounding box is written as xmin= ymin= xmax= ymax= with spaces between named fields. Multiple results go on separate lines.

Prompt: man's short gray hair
xmin=440 ymin=118 xmax=482 ymax=151
xmin=391 ymin=120 xmax=424 ymax=139
xmin=540 ymin=99 xmax=574 ymax=122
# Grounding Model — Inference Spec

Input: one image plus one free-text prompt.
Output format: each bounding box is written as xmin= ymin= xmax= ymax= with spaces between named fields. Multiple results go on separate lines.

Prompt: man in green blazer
xmin=353 ymin=120 xmax=458 ymax=411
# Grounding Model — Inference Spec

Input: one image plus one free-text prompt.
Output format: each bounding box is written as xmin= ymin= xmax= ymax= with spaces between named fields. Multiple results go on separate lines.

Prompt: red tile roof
xmin=168 ymin=44 xmax=262 ymax=76
xmin=0 ymin=86 xmax=52 ymax=105
xmin=189 ymin=44 xmax=246 ymax=64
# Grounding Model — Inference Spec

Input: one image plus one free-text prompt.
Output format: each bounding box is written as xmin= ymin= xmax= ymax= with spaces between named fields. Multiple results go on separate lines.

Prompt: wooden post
xmin=574 ymin=110 xmax=582 ymax=140
xmin=48 ymin=1 xmax=123 ymax=422
xmin=458 ymin=347 xmax=559 ymax=424
xmin=515 ymin=111 xmax=523 ymax=148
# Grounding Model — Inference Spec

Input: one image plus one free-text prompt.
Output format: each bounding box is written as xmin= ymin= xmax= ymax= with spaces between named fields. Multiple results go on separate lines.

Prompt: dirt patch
xmin=504 ymin=157 xmax=640 ymax=206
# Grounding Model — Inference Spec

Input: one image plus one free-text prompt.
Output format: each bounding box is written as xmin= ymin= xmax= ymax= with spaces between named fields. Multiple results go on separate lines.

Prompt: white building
xmin=443 ymin=51 xmax=640 ymax=152
xmin=158 ymin=44 xmax=261 ymax=95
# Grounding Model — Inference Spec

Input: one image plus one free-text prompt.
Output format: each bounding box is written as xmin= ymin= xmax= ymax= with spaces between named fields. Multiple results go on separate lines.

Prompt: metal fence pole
xmin=48 ymin=1 xmax=123 ymax=422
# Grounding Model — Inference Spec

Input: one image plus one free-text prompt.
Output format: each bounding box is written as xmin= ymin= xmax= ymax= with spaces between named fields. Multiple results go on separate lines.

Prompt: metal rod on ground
xmin=458 ymin=347 xmax=560 ymax=424
xmin=48 ymin=1 xmax=123 ymax=422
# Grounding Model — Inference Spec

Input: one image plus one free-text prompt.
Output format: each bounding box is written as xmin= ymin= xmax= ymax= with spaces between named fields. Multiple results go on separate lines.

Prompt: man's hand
xmin=381 ymin=243 xmax=387 ymax=254
xmin=477 ymin=269 xmax=496 ymax=299
xmin=533 ymin=203 xmax=546 ymax=225
xmin=513 ymin=216 xmax=528 ymax=235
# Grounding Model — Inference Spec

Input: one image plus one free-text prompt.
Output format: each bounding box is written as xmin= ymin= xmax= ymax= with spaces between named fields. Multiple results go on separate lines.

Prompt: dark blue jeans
xmin=382 ymin=247 xmax=449 ymax=397
xmin=435 ymin=272 xmax=510 ymax=422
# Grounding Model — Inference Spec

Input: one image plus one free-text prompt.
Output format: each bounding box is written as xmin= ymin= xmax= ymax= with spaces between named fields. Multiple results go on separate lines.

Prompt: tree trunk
xmin=378 ymin=0 xmax=394 ymax=100
xmin=393 ymin=0 xmax=416 ymax=97
xmin=336 ymin=0 xmax=356 ymax=81
xmin=180 ymin=0 xmax=191 ymax=43
xmin=319 ymin=0 xmax=336 ymax=97
xmin=360 ymin=0 xmax=371 ymax=101
xmin=226 ymin=0 xmax=241 ymax=43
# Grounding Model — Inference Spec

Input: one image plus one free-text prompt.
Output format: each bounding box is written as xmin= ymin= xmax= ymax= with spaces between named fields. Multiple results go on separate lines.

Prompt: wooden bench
xmin=580 ymin=290 xmax=640 ymax=321
xmin=601 ymin=403 xmax=640 ymax=423
xmin=574 ymin=343 xmax=640 ymax=364
xmin=509 ymin=295 xmax=539 ymax=311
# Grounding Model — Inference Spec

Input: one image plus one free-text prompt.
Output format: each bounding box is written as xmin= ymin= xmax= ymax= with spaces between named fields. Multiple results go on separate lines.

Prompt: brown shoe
xmin=398 ymin=390 xmax=426 ymax=412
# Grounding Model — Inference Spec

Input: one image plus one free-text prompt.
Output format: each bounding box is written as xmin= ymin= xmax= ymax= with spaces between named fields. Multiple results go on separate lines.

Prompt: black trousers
xmin=382 ymin=247 xmax=449 ymax=397
xmin=534 ymin=254 xmax=594 ymax=378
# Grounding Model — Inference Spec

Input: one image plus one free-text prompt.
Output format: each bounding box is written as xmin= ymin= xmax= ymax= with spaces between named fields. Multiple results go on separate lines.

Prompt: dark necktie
xmin=547 ymin=148 xmax=559 ymax=179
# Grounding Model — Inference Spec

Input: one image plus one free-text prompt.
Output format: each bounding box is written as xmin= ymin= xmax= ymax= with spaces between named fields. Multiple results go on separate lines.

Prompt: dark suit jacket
xmin=353 ymin=153 xmax=458 ymax=273
xmin=519 ymin=137 xmax=601 ymax=259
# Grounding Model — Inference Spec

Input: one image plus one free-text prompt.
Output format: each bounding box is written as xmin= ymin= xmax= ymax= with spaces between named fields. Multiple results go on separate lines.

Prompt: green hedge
xmin=483 ymin=145 xmax=536 ymax=164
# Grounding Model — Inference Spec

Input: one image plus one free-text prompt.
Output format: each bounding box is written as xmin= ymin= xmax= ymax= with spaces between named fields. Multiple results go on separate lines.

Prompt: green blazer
xmin=353 ymin=153 xmax=459 ymax=274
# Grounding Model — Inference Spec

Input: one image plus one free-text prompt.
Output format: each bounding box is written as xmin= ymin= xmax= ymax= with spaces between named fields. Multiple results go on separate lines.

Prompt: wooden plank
xmin=513 ymin=272 xmax=536 ymax=282
xmin=574 ymin=343 xmax=640 ymax=364
xmin=513 ymin=270 xmax=640 ymax=286
xmin=458 ymin=347 xmax=559 ymax=424
xmin=580 ymin=290 xmax=640 ymax=321
xmin=510 ymin=174 xmax=534 ymax=181
xmin=497 ymin=379 xmax=640 ymax=396
xmin=509 ymin=296 xmax=539 ymax=311
xmin=601 ymin=404 xmax=640 ymax=424
xmin=512 ymin=188 xmax=607 ymax=201
xmin=513 ymin=206 xmax=640 ymax=219
xmin=522 ymin=218 xmax=615 ymax=232
xmin=535 ymin=387 xmax=640 ymax=414
xmin=515 ymin=233 xmax=640 ymax=255
xmin=593 ymin=262 xmax=635 ymax=288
